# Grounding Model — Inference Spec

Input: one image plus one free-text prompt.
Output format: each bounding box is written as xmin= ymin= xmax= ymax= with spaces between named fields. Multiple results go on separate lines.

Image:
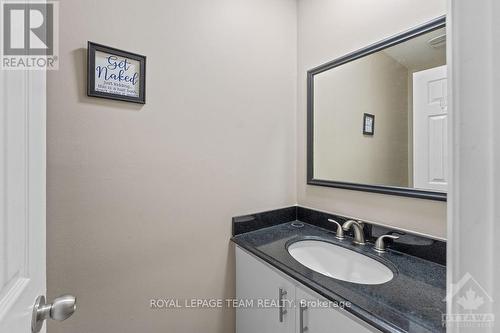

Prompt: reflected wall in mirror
xmin=307 ymin=17 xmax=447 ymax=201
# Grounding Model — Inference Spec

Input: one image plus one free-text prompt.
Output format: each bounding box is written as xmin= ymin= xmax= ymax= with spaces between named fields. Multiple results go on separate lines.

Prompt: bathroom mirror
xmin=307 ymin=17 xmax=447 ymax=201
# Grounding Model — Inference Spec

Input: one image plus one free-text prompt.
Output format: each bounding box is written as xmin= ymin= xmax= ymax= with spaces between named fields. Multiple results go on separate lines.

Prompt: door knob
xmin=31 ymin=294 xmax=76 ymax=333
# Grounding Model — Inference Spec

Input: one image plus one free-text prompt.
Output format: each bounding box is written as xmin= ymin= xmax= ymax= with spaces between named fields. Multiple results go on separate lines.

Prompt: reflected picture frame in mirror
xmin=307 ymin=16 xmax=447 ymax=201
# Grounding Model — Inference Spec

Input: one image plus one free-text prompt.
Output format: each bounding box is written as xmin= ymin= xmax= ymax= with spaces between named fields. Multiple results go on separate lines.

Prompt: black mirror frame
xmin=307 ymin=16 xmax=447 ymax=202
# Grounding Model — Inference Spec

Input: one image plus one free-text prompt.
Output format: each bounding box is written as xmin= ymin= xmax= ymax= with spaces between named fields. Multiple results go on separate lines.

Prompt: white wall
xmin=46 ymin=1 xmax=297 ymax=332
xmin=297 ymin=0 xmax=447 ymax=239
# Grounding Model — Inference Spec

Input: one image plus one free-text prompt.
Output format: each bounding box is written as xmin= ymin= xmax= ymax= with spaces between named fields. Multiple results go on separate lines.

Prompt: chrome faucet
xmin=342 ymin=220 xmax=366 ymax=245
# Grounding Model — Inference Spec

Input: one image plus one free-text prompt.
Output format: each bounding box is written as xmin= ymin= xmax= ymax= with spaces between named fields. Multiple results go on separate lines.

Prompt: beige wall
xmin=297 ymin=0 xmax=447 ymax=239
xmin=314 ymin=52 xmax=409 ymax=187
xmin=46 ymin=1 xmax=297 ymax=332
xmin=47 ymin=2 xmax=450 ymax=332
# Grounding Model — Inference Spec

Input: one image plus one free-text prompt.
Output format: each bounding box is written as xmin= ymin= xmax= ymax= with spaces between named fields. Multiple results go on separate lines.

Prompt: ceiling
xmin=383 ymin=27 xmax=446 ymax=72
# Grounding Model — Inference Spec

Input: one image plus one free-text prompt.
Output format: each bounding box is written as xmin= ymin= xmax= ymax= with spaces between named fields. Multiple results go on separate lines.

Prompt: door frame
xmin=447 ymin=0 xmax=499 ymax=331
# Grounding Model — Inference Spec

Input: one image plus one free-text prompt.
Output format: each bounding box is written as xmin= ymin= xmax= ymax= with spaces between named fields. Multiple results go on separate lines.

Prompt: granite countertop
xmin=232 ymin=221 xmax=446 ymax=333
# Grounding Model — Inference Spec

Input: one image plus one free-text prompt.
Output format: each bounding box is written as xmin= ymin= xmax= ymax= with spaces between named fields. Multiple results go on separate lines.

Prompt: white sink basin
xmin=288 ymin=240 xmax=394 ymax=285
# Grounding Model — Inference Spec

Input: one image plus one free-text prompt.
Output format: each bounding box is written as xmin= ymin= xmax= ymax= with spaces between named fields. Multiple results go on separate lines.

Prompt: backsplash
xmin=232 ymin=206 xmax=446 ymax=265
xmin=232 ymin=206 xmax=297 ymax=235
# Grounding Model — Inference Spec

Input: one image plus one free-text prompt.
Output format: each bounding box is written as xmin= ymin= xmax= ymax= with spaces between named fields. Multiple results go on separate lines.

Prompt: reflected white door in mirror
xmin=413 ymin=65 xmax=448 ymax=192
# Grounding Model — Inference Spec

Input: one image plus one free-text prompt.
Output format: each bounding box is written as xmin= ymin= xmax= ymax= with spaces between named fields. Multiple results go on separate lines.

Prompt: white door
xmin=413 ymin=65 xmax=448 ymax=192
xmin=0 ymin=64 xmax=46 ymax=333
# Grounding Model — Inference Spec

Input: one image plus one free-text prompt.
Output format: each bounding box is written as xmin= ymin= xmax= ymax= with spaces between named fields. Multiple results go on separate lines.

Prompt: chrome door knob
xmin=32 ymin=294 xmax=76 ymax=333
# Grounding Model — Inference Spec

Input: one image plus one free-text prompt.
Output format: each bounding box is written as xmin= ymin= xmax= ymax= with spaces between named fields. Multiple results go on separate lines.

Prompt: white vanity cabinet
xmin=236 ymin=246 xmax=296 ymax=333
xmin=295 ymin=287 xmax=380 ymax=333
xmin=236 ymin=246 xmax=380 ymax=333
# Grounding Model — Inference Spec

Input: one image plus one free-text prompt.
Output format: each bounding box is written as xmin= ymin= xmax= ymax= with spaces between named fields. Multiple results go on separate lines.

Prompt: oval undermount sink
xmin=288 ymin=240 xmax=394 ymax=285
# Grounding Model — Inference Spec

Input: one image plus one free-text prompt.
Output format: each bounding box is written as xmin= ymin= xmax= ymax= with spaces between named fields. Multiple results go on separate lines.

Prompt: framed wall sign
xmin=87 ymin=42 xmax=146 ymax=104
xmin=363 ymin=113 xmax=375 ymax=135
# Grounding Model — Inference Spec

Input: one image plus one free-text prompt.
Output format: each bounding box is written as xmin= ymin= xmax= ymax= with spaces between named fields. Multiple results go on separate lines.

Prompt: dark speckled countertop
xmin=232 ymin=221 xmax=446 ymax=333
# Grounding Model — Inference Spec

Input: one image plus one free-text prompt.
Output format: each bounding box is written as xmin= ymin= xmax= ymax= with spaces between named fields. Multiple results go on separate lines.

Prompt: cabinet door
xmin=295 ymin=287 xmax=380 ymax=333
xmin=236 ymin=247 xmax=296 ymax=333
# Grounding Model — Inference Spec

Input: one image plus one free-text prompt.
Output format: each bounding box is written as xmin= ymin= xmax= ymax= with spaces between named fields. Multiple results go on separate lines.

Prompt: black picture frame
xmin=87 ymin=41 xmax=146 ymax=104
xmin=363 ymin=113 xmax=375 ymax=135
xmin=306 ymin=16 xmax=447 ymax=201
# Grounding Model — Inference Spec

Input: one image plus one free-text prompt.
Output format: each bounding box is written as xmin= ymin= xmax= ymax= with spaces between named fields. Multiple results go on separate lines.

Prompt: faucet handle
xmin=327 ymin=219 xmax=345 ymax=240
xmin=374 ymin=234 xmax=400 ymax=253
